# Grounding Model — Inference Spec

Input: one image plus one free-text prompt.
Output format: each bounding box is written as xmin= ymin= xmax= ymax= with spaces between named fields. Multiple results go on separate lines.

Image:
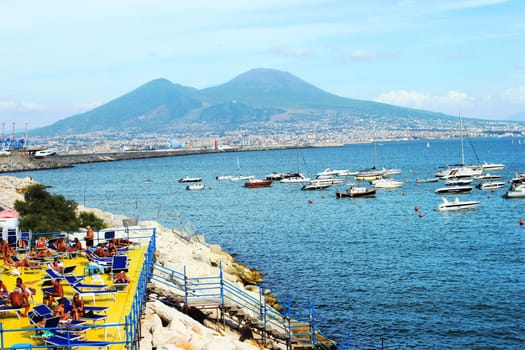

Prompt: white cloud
xmin=374 ymin=87 xmax=525 ymax=120
xmin=340 ymin=50 xmax=395 ymax=62
xmin=0 ymin=101 xmax=47 ymax=112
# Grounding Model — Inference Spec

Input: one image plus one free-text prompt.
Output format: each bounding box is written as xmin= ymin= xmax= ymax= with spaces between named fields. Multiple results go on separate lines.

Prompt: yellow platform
xmin=0 ymin=244 xmax=146 ymax=349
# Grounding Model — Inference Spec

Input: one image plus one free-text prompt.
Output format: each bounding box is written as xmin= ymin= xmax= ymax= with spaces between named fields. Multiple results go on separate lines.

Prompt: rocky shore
xmin=0 ymin=175 xmax=282 ymax=350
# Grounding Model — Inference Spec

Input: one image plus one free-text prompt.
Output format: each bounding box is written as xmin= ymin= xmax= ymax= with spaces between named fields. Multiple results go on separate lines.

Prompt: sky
xmin=1 ymin=0 xmax=524 ymax=130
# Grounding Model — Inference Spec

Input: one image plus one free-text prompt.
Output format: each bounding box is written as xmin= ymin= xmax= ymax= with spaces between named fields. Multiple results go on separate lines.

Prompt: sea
xmin=7 ymin=137 xmax=525 ymax=349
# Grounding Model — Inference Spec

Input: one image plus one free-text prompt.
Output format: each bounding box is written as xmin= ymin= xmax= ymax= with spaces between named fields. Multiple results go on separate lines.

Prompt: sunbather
xmin=43 ymin=279 xmax=64 ymax=306
xmin=36 ymin=236 xmax=48 ymax=249
xmin=17 ymin=239 xmax=28 ymax=250
xmin=53 ymin=298 xmax=71 ymax=321
xmin=71 ymin=293 xmax=84 ymax=320
xmin=49 ymin=257 xmax=65 ymax=273
xmin=0 ymin=279 xmax=9 ymax=298
xmin=8 ymin=288 xmax=29 ymax=317
xmin=6 ymin=254 xmax=41 ymax=268
xmin=113 ymin=271 xmax=130 ymax=284
xmin=67 ymin=238 xmax=83 ymax=252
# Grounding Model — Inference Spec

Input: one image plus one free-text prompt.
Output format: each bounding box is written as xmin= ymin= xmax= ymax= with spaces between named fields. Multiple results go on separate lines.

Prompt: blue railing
xmin=151 ymin=261 xmax=342 ymax=349
xmin=0 ymin=227 xmax=156 ymax=350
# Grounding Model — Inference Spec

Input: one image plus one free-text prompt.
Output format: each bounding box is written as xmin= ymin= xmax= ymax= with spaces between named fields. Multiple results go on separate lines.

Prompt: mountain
xmin=32 ymin=68 xmax=463 ymax=137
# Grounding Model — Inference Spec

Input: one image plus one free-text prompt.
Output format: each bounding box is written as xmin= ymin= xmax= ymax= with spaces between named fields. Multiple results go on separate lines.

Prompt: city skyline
xmin=1 ymin=0 xmax=524 ymax=129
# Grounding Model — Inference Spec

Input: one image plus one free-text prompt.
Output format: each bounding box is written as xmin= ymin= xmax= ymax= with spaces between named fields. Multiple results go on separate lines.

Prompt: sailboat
xmin=354 ymin=140 xmax=384 ymax=181
xmin=435 ymin=114 xmax=482 ymax=179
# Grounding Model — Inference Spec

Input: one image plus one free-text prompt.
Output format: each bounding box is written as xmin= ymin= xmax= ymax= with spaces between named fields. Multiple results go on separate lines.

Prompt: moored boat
xmin=335 ymin=186 xmax=376 ymax=198
xmin=476 ymin=181 xmax=506 ymax=190
xmin=178 ymin=176 xmax=202 ymax=183
xmin=371 ymin=178 xmax=404 ymax=189
xmin=435 ymin=185 xmax=473 ymax=194
xmin=280 ymin=174 xmax=311 ymax=184
xmin=301 ymin=182 xmax=332 ymax=191
xmin=186 ymin=183 xmax=205 ymax=190
xmin=416 ymin=177 xmax=439 ymax=183
xmin=504 ymin=182 xmax=525 ymax=198
xmin=435 ymin=197 xmax=480 ymax=211
xmin=244 ymin=179 xmax=273 ymax=188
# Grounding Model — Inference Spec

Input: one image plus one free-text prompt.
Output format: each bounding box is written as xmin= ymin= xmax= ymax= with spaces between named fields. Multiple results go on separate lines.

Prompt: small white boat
xmin=229 ymin=175 xmax=256 ymax=182
xmin=435 ymin=185 xmax=473 ymax=194
xmin=445 ymin=178 xmax=473 ymax=186
xmin=301 ymin=182 xmax=332 ymax=191
xmin=178 ymin=176 xmax=202 ymax=183
xmin=382 ymin=167 xmax=402 ymax=176
xmin=216 ymin=175 xmax=234 ymax=181
xmin=479 ymin=162 xmax=505 ymax=171
xmin=316 ymin=168 xmax=344 ymax=177
xmin=476 ymin=181 xmax=506 ymax=190
xmin=436 ymin=197 xmax=480 ymax=211
xmin=477 ymin=173 xmax=501 ymax=180
xmin=371 ymin=178 xmax=404 ymax=189
xmin=335 ymin=186 xmax=376 ymax=198
xmin=186 ymin=183 xmax=205 ymax=190
xmin=416 ymin=177 xmax=439 ymax=183
xmin=504 ymin=183 xmax=525 ymax=198
xmin=280 ymin=174 xmax=311 ymax=183
xmin=311 ymin=177 xmax=344 ymax=185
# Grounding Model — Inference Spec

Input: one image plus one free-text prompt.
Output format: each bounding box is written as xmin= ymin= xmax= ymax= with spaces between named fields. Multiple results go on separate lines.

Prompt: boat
xmin=435 ymin=185 xmax=473 ymax=194
xmin=436 ymin=197 xmax=480 ymax=211
xmin=280 ymin=174 xmax=311 ymax=184
xmin=230 ymin=175 xmax=256 ymax=182
xmin=143 ymin=178 xmax=152 ymax=184
xmin=216 ymin=175 xmax=234 ymax=181
xmin=479 ymin=162 xmax=505 ymax=171
xmin=311 ymin=177 xmax=344 ymax=185
xmin=476 ymin=181 xmax=505 ymax=190
xmin=416 ymin=177 xmax=439 ymax=183
xmin=34 ymin=149 xmax=56 ymax=158
xmin=371 ymin=178 xmax=404 ymax=189
xmin=244 ymin=179 xmax=273 ymax=188
xmin=178 ymin=176 xmax=202 ymax=183
xmin=354 ymin=168 xmax=384 ymax=181
xmin=477 ymin=173 xmax=501 ymax=180
xmin=335 ymin=186 xmax=376 ymax=198
xmin=301 ymin=182 xmax=332 ymax=191
xmin=444 ymin=178 xmax=473 ymax=186
xmin=186 ymin=183 xmax=205 ymax=190
xmin=316 ymin=168 xmax=343 ymax=177
xmin=504 ymin=182 xmax=525 ymax=198
xmin=382 ymin=167 xmax=402 ymax=176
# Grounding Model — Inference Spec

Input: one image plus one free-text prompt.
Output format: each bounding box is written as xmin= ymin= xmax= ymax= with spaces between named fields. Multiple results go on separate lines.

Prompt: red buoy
xmin=520 ymin=218 xmax=524 ymax=226
xmin=415 ymin=206 xmax=419 ymax=212
xmin=308 ymin=199 xmax=313 ymax=204
xmin=418 ymin=212 xmax=423 ymax=218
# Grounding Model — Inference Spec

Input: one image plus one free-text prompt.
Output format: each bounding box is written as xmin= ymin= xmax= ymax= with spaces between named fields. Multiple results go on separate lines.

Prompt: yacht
xmin=435 ymin=185 xmax=473 ymax=195
xmin=436 ymin=197 xmax=480 ymax=211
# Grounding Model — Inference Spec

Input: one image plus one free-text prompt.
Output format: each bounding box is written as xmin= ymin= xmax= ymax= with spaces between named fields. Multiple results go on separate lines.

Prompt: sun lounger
xmin=71 ymin=285 xmax=117 ymax=305
xmin=65 ymin=276 xmax=111 ymax=290
xmin=0 ymin=304 xmax=22 ymax=318
xmin=109 ymin=255 xmax=129 ymax=276
xmin=44 ymin=334 xmax=110 ymax=349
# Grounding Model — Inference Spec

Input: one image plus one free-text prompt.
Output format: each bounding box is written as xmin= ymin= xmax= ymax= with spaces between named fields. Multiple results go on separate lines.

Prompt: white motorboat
xmin=476 ymin=181 xmax=506 ymax=190
xmin=280 ymin=174 xmax=311 ymax=183
xmin=371 ymin=178 xmax=404 ymax=188
xmin=301 ymin=182 xmax=332 ymax=191
xmin=178 ymin=176 xmax=202 ymax=183
xmin=435 ymin=185 xmax=473 ymax=194
xmin=504 ymin=183 xmax=525 ymax=198
xmin=311 ymin=177 xmax=344 ymax=185
xmin=479 ymin=162 xmax=505 ymax=171
xmin=216 ymin=175 xmax=234 ymax=181
xmin=416 ymin=177 xmax=439 ymax=183
xmin=436 ymin=197 xmax=480 ymax=211
xmin=316 ymin=168 xmax=348 ymax=177
xmin=229 ymin=175 xmax=256 ymax=182
xmin=445 ymin=178 xmax=473 ymax=186
xmin=382 ymin=167 xmax=402 ymax=176
xmin=477 ymin=173 xmax=501 ymax=180
xmin=186 ymin=183 xmax=205 ymax=190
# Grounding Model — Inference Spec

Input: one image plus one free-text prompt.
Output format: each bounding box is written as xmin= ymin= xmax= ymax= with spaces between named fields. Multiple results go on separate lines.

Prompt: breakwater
xmin=0 ymin=144 xmax=309 ymax=173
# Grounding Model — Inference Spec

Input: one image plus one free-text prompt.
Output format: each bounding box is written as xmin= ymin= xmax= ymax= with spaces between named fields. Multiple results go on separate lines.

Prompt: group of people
xmin=0 ymin=277 xmax=37 ymax=317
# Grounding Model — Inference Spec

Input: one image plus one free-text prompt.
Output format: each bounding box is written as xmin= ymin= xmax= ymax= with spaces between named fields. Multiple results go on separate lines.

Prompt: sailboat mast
xmin=459 ymin=113 xmax=465 ymax=165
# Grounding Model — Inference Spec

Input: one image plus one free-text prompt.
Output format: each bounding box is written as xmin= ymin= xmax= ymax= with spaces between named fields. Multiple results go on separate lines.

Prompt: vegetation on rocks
xmin=13 ymin=183 xmax=106 ymax=232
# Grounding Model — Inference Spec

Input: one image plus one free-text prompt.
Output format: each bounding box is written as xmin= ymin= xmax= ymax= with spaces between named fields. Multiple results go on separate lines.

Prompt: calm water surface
xmin=9 ymin=138 xmax=525 ymax=349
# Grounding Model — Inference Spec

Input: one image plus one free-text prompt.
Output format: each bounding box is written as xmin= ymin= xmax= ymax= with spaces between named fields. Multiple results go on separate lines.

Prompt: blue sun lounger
xmin=64 ymin=276 xmax=112 ymax=290
xmin=71 ymin=285 xmax=117 ymax=305
xmin=44 ymin=334 xmax=110 ymax=349
xmin=0 ymin=304 xmax=22 ymax=318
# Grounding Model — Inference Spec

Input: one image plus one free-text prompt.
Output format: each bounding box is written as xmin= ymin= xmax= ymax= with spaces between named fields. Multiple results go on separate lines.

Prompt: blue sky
xmin=1 ymin=0 xmax=524 ymax=129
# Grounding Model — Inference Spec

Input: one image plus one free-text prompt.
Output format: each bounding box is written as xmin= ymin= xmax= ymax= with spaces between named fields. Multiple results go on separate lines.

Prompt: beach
xmin=0 ymin=175 xmax=282 ymax=350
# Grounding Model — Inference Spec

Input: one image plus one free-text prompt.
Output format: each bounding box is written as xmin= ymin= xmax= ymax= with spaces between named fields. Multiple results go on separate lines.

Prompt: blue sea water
xmin=9 ymin=138 xmax=525 ymax=349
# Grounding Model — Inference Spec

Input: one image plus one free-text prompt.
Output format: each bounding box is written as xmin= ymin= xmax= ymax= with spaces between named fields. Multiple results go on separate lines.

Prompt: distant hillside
xmin=32 ymin=68 xmax=463 ymax=137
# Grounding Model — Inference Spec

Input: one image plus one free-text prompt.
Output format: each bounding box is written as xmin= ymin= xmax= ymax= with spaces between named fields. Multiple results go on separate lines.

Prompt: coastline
xmin=0 ymin=175 xmax=284 ymax=349
xmin=0 ymin=145 xmax=318 ymax=173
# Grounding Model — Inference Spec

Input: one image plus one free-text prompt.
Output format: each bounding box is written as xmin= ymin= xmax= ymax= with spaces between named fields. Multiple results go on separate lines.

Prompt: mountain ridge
xmin=31 ymin=68 xmax=495 ymax=137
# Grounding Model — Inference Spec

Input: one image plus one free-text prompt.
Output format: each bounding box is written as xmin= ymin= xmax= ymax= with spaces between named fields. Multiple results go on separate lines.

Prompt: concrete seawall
xmin=0 ymin=145 xmax=312 ymax=173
